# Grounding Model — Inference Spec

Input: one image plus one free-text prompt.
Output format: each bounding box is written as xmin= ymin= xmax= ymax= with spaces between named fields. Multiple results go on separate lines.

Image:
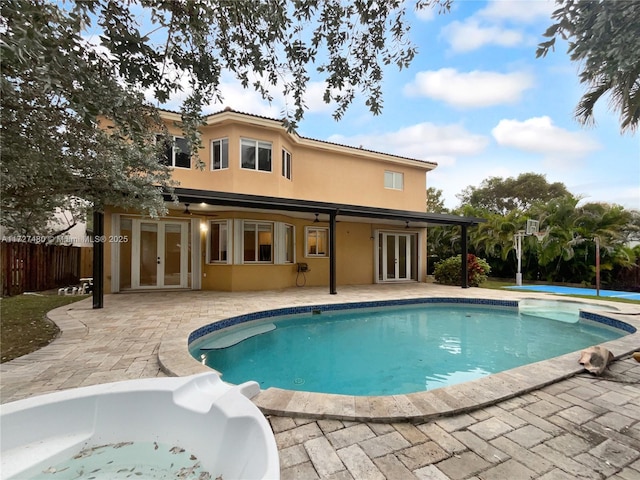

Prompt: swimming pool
xmin=189 ymin=298 xmax=631 ymax=396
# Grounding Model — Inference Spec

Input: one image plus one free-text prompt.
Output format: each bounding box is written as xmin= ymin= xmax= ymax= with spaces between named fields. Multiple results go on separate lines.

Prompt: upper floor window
xmin=159 ymin=136 xmax=191 ymax=169
xmin=384 ymin=171 xmax=404 ymax=190
xmin=241 ymin=138 xmax=272 ymax=172
xmin=282 ymin=149 xmax=292 ymax=180
xmin=305 ymin=227 xmax=328 ymax=257
xmin=211 ymin=138 xmax=229 ymax=170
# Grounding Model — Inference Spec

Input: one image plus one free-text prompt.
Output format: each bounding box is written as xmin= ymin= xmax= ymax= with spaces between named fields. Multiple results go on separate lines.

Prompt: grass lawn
xmin=0 ymin=293 xmax=88 ymax=363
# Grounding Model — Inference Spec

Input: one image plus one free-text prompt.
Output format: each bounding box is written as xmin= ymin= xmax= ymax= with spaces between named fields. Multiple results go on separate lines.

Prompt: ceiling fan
xmin=181 ymin=203 xmax=219 ymax=217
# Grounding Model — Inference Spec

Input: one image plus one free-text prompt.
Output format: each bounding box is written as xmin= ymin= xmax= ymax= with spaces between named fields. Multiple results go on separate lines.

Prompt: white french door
xmin=379 ymin=232 xmax=417 ymax=282
xmin=132 ymin=220 xmax=189 ymax=289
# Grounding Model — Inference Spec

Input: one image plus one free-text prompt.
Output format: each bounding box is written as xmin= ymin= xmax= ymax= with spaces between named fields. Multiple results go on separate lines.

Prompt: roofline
xmin=167 ymin=187 xmax=485 ymax=227
xmin=157 ymin=108 xmax=437 ymax=171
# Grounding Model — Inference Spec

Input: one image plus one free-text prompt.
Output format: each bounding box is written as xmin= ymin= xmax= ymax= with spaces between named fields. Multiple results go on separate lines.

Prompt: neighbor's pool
xmin=189 ymin=299 xmax=630 ymax=396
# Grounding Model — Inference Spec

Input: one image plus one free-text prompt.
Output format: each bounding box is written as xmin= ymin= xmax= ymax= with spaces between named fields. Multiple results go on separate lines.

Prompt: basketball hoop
xmin=533 ymin=230 xmax=548 ymax=243
xmin=526 ymin=219 xmax=539 ymax=235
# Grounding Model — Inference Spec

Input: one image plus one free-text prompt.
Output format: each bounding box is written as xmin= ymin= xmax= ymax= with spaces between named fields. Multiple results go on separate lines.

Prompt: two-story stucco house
xmin=99 ymin=108 xmax=482 ymax=296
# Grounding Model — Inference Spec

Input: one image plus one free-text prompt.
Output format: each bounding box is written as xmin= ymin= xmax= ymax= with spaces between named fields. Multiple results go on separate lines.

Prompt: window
xmin=158 ymin=136 xmax=191 ymax=168
xmin=282 ymin=149 xmax=292 ymax=180
xmin=207 ymin=221 xmax=229 ymax=263
xmin=305 ymin=227 xmax=328 ymax=257
xmin=241 ymin=138 xmax=272 ymax=172
xmin=243 ymin=222 xmax=273 ymax=262
xmin=384 ymin=171 xmax=404 ymax=190
xmin=211 ymin=138 xmax=229 ymax=170
xmin=284 ymin=224 xmax=294 ymax=263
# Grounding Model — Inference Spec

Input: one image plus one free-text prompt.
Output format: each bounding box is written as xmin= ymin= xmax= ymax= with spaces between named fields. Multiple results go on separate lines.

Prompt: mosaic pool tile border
xmin=190 ymin=298 xmax=514 ymax=344
xmin=580 ymin=310 xmax=637 ymax=333
xmin=188 ymin=297 xmax=636 ymax=346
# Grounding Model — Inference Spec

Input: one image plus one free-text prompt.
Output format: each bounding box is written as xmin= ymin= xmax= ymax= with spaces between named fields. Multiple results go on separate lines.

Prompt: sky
xmin=156 ymin=0 xmax=639 ymax=212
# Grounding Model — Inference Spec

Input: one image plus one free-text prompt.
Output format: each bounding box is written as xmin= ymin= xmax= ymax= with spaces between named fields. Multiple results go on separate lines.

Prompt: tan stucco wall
xmin=102 ymin=112 xmax=432 ymax=293
xmin=166 ymin=117 xmax=431 ymax=212
xmin=105 ymin=207 xmax=427 ymax=293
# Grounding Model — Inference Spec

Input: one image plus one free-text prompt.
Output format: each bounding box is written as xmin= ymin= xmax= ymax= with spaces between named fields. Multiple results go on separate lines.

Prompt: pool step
xmin=200 ymin=323 xmax=276 ymax=349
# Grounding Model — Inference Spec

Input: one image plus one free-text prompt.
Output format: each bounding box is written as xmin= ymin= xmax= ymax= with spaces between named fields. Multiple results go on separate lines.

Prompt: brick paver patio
xmin=2 ymin=284 xmax=639 ymax=479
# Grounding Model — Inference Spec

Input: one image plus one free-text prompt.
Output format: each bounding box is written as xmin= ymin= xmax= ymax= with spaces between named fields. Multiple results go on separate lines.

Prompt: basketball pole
xmin=594 ymin=236 xmax=600 ymax=296
xmin=515 ymin=231 xmax=524 ymax=286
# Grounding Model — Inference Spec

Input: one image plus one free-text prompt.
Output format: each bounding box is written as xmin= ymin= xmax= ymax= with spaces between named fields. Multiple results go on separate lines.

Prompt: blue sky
xmin=155 ymin=0 xmax=639 ymax=212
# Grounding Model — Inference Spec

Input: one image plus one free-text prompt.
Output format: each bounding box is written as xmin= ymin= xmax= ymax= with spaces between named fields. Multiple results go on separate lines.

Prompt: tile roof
xmin=158 ymin=107 xmax=438 ymax=167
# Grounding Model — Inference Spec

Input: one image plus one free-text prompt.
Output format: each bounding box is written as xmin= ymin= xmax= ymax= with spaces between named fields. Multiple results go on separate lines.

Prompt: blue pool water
xmin=191 ymin=302 xmax=627 ymax=396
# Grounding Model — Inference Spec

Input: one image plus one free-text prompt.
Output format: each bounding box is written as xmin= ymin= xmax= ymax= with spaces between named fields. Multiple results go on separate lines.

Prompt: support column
xmin=92 ymin=210 xmax=104 ymax=309
xmin=461 ymin=224 xmax=469 ymax=289
xmin=329 ymin=211 xmax=337 ymax=294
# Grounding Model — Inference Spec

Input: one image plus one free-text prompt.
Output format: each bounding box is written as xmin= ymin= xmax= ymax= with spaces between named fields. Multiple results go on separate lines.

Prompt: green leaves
xmin=2 ymin=0 xmax=455 ymax=236
xmin=456 ymin=173 xmax=570 ymax=215
xmin=429 ymin=172 xmax=638 ymax=286
xmin=1 ymin=0 xmax=171 ymax=236
xmin=537 ymin=0 xmax=640 ymax=132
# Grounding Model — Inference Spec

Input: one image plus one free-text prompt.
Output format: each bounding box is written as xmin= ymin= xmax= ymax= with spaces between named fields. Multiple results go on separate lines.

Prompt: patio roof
xmin=91 ymin=189 xmax=485 ymax=308
xmin=167 ymin=188 xmax=485 ymax=228
xmin=164 ymin=187 xmax=484 ymax=296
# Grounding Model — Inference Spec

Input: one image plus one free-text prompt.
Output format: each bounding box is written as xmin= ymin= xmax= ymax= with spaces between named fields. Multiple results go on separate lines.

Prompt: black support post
xmin=461 ymin=224 xmax=469 ymax=288
xmin=92 ymin=211 xmax=104 ymax=309
xmin=329 ymin=211 xmax=337 ymax=294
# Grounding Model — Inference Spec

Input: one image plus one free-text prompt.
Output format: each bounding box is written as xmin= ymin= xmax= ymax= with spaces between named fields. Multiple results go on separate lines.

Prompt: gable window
xmin=211 ymin=138 xmax=229 ymax=170
xmin=384 ymin=171 xmax=404 ymax=190
xmin=282 ymin=149 xmax=292 ymax=180
xmin=241 ymin=138 xmax=272 ymax=172
xmin=243 ymin=221 xmax=273 ymax=262
xmin=159 ymin=136 xmax=191 ymax=169
xmin=207 ymin=220 xmax=230 ymax=263
xmin=305 ymin=227 xmax=328 ymax=257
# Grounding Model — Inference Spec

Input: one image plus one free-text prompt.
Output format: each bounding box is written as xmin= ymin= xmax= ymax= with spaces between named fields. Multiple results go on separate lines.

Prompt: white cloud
xmin=440 ymin=0 xmax=555 ymax=53
xmin=428 ymin=163 xmax=514 ymax=209
xmin=404 ymin=68 xmax=534 ymax=108
xmin=302 ymin=81 xmax=344 ymax=115
xmin=414 ymin=4 xmax=436 ymax=22
xmin=571 ymin=182 xmax=640 ymax=209
xmin=441 ymin=19 xmax=524 ymax=53
xmin=327 ymin=122 xmax=489 ymax=162
xmin=205 ymin=81 xmax=283 ymax=117
xmin=160 ymin=73 xmax=340 ymax=119
xmin=491 ymin=116 xmax=601 ymax=157
xmin=477 ymin=0 xmax=556 ymax=24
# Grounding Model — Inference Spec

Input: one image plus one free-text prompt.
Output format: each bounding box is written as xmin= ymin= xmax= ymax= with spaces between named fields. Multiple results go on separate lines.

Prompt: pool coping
xmin=159 ymin=293 xmax=640 ymax=423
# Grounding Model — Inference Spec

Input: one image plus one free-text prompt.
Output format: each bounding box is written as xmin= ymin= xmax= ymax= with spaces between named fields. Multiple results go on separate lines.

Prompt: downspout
xmin=92 ymin=210 xmax=104 ymax=308
xmin=329 ymin=211 xmax=337 ymax=294
xmin=461 ymin=224 xmax=469 ymax=289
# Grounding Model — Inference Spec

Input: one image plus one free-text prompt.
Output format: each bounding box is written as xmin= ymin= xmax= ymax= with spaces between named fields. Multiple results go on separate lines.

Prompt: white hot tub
xmin=0 ymin=373 xmax=279 ymax=479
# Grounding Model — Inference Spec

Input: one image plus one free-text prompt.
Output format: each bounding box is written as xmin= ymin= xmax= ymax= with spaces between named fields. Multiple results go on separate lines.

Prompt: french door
xmin=132 ymin=220 xmax=189 ymax=289
xmin=379 ymin=232 xmax=417 ymax=281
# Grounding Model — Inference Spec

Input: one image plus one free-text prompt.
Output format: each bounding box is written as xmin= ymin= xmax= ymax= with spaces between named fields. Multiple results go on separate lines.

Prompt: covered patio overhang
xmin=92 ymin=188 xmax=485 ymax=307
xmin=174 ymin=188 xmax=484 ymax=293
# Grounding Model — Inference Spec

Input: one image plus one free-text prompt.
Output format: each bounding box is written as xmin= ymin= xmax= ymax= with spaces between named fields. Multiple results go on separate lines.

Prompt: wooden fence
xmin=0 ymin=242 xmax=92 ymax=296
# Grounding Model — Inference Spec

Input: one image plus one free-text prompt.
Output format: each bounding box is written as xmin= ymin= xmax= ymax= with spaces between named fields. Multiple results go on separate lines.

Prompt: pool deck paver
xmin=1 ymin=284 xmax=640 ymax=479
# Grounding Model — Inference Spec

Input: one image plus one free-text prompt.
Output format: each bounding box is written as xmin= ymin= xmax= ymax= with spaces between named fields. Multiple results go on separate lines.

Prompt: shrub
xmin=434 ymin=254 xmax=491 ymax=287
